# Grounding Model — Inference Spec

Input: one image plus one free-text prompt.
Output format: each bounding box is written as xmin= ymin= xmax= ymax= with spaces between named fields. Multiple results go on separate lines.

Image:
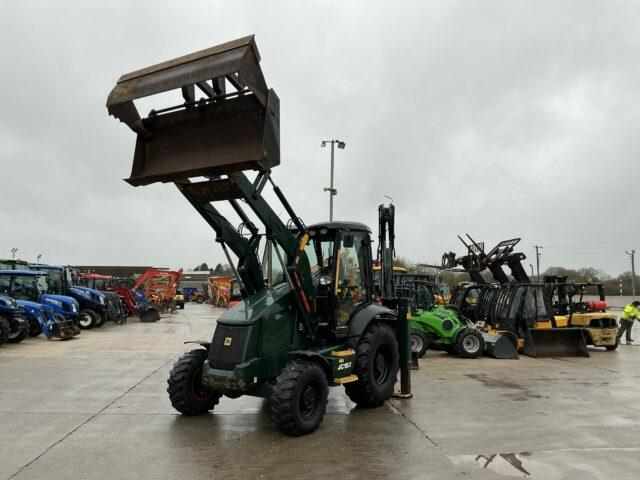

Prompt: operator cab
xmin=0 ymin=270 xmax=48 ymax=301
xmin=264 ymin=221 xmax=374 ymax=338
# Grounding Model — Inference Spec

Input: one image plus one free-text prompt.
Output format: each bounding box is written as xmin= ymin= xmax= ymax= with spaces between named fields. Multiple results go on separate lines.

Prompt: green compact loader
xmin=107 ymin=36 xmax=411 ymax=436
xmin=398 ymin=278 xmax=484 ymax=358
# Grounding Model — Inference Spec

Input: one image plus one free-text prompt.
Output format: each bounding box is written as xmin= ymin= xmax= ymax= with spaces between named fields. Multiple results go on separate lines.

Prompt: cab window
xmin=335 ymin=231 xmax=370 ymax=328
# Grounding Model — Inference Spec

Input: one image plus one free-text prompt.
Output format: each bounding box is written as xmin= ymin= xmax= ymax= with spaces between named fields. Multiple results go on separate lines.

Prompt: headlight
xmin=98 ymin=296 xmax=105 ymax=305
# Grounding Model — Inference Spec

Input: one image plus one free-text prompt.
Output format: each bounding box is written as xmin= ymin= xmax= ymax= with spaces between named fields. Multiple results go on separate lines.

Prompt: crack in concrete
xmin=551 ymin=357 xmax=622 ymax=374
xmin=7 ymin=354 xmax=179 ymax=480
xmin=387 ymin=400 xmax=445 ymax=453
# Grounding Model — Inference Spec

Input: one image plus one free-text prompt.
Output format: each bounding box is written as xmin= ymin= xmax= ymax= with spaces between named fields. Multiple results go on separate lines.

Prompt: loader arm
xmin=176 ymin=180 xmax=265 ymax=296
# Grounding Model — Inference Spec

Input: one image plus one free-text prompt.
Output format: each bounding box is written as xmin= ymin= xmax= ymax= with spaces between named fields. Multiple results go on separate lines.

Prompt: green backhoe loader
xmin=107 ymin=35 xmax=411 ymax=436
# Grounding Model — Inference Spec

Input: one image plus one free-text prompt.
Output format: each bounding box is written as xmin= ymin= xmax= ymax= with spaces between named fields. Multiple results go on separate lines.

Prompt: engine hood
xmin=41 ymin=294 xmax=80 ymax=312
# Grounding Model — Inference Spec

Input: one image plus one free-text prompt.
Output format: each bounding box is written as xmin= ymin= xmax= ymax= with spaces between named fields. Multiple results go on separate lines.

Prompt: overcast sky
xmin=1 ymin=1 xmax=639 ymax=276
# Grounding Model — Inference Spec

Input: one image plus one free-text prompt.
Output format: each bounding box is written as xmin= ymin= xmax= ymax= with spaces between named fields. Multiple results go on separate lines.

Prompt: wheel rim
xmin=373 ymin=345 xmax=391 ymax=384
xmin=79 ymin=314 xmax=92 ymax=327
xmin=191 ymin=366 xmax=214 ymax=402
xmin=411 ymin=334 xmax=423 ymax=353
xmin=463 ymin=335 xmax=480 ymax=353
xmin=299 ymin=384 xmax=320 ymax=420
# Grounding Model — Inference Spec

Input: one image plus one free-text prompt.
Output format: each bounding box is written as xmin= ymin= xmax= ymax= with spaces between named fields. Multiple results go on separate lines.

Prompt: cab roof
xmin=81 ymin=274 xmax=111 ymax=279
xmin=0 ymin=269 xmax=45 ymax=276
xmin=29 ymin=264 xmax=63 ymax=270
xmin=306 ymin=221 xmax=371 ymax=233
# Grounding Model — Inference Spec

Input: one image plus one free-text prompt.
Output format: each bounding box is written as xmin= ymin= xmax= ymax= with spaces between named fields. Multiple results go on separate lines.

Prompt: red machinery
xmin=80 ymin=273 xmax=160 ymax=322
xmin=133 ymin=269 xmax=184 ymax=313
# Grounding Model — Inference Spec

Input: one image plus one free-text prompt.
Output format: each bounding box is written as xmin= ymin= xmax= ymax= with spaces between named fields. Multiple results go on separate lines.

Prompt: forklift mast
xmin=446 ymin=236 xmax=530 ymax=285
xmin=377 ymin=203 xmax=395 ymax=302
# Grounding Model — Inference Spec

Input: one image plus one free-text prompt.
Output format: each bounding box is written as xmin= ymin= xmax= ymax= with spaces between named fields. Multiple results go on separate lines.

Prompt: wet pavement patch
xmin=451 ymin=452 xmax=533 ymax=478
xmin=465 ymin=373 xmax=549 ymax=401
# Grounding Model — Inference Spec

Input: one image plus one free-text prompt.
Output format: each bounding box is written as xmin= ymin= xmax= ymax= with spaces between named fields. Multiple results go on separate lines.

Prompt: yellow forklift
xmin=446 ymin=235 xmax=609 ymax=357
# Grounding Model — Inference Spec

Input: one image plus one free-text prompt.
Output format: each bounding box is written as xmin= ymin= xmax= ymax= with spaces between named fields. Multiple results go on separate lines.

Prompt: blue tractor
xmin=0 ymin=270 xmax=80 ymax=340
xmin=0 ymin=293 xmax=30 ymax=344
xmin=28 ymin=264 xmax=108 ymax=329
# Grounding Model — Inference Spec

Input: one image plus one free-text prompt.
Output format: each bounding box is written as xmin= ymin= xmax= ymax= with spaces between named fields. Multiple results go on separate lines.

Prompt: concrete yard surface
xmin=2 ymin=304 xmax=640 ymax=480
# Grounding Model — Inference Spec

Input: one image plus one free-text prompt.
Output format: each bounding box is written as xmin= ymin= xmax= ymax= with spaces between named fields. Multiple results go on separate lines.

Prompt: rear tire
xmin=455 ymin=329 xmax=484 ymax=358
xmin=167 ymin=349 xmax=221 ymax=415
xmin=94 ymin=311 xmax=107 ymax=328
xmin=78 ymin=309 xmax=97 ymax=329
xmin=271 ymin=360 xmax=328 ymax=436
xmin=411 ymin=331 xmax=429 ymax=358
xmin=0 ymin=318 xmax=9 ymax=345
xmin=196 ymin=295 xmax=205 ymax=304
xmin=345 ymin=322 xmax=399 ymax=407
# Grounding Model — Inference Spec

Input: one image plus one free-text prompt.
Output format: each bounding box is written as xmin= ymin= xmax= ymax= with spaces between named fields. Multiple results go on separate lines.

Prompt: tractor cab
xmin=264 ymin=222 xmax=374 ymax=338
xmin=80 ymin=274 xmax=112 ymax=291
xmin=451 ymin=283 xmax=490 ymax=322
xmin=395 ymin=277 xmax=442 ymax=313
xmin=0 ymin=259 xmax=29 ymax=270
xmin=0 ymin=270 xmax=48 ymax=302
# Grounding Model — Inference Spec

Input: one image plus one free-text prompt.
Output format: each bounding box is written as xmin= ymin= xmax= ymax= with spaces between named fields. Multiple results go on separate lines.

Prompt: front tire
xmin=78 ymin=309 xmax=97 ymax=329
xmin=0 ymin=318 xmax=9 ymax=345
xmin=167 ymin=349 xmax=221 ymax=415
xmin=271 ymin=360 xmax=328 ymax=436
xmin=455 ymin=329 xmax=484 ymax=358
xmin=345 ymin=322 xmax=399 ymax=407
xmin=28 ymin=319 xmax=43 ymax=337
xmin=411 ymin=331 xmax=429 ymax=358
xmin=8 ymin=316 xmax=29 ymax=343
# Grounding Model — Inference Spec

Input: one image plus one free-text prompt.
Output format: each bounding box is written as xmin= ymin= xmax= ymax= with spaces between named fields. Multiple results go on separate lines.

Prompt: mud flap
xmin=139 ymin=308 xmax=160 ymax=323
xmin=522 ymin=327 xmax=589 ymax=357
xmin=481 ymin=331 xmax=519 ymax=359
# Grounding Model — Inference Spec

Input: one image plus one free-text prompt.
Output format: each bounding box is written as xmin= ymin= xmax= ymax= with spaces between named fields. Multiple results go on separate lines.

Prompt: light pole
xmin=11 ymin=248 xmax=18 ymax=260
xmin=626 ymin=249 xmax=636 ymax=297
xmin=529 ymin=264 xmax=534 ymax=279
xmin=37 ymin=254 xmax=42 ymax=263
xmin=321 ymin=139 xmax=346 ymax=221
xmin=533 ymin=245 xmax=543 ymax=281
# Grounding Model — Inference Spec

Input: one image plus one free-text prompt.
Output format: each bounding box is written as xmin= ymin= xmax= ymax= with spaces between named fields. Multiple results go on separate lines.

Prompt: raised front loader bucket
xmin=481 ymin=331 xmax=519 ymax=359
xmin=522 ymin=328 xmax=589 ymax=358
xmin=139 ymin=308 xmax=160 ymax=323
xmin=106 ymin=35 xmax=279 ymax=186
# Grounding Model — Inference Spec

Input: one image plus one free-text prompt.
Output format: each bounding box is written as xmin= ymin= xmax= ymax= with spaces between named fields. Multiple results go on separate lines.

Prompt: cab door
xmin=334 ymin=231 xmax=371 ymax=332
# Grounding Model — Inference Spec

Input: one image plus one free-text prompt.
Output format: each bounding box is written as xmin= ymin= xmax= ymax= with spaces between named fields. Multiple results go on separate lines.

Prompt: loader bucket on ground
xmin=481 ymin=331 xmax=519 ymax=359
xmin=106 ymin=35 xmax=279 ymax=186
xmin=139 ymin=308 xmax=160 ymax=323
xmin=522 ymin=327 xmax=589 ymax=358
xmin=52 ymin=320 xmax=80 ymax=340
